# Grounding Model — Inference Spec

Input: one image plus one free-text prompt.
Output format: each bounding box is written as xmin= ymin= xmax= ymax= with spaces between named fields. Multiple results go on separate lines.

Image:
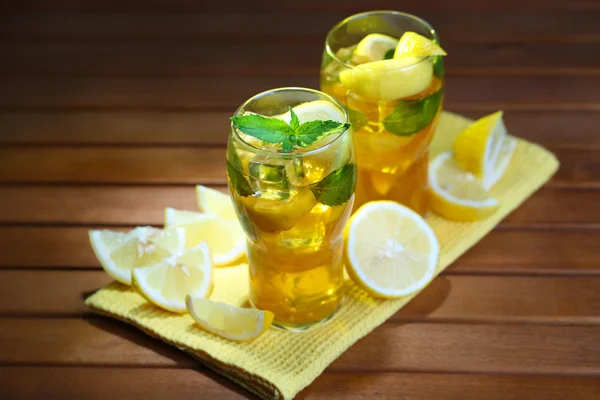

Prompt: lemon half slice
xmin=165 ymin=208 xmax=246 ymax=266
xmin=132 ymin=242 xmax=213 ymax=313
xmin=196 ymin=185 xmax=237 ymax=220
xmin=355 ymin=33 xmax=398 ymax=61
xmin=394 ymin=31 xmax=447 ymax=58
xmin=89 ymin=226 xmax=185 ymax=285
xmin=186 ymin=296 xmax=274 ymax=341
xmin=429 ymin=151 xmax=500 ymax=221
xmin=345 ymin=201 xmax=439 ymax=298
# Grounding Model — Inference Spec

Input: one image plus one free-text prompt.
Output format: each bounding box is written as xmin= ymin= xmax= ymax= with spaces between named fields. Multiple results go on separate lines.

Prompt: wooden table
xmin=1 ymin=1 xmax=600 ymax=399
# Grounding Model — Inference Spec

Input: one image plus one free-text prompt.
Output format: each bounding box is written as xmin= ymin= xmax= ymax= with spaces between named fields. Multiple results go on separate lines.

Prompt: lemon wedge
xmin=339 ymin=57 xmax=433 ymax=101
xmin=344 ymin=201 xmax=439 ymax=298
xmin=453 ymin=111 xmax=513 ymax=189
xmin=196 ymin=185 xmax=237 ymax=220
xmin=89 ymin=226 xmax=185 ymax=285
xmin=429 ymin=151 xmax=500 ymax=221
xmin=165 ymin=208 xmax=246 ymax=266
xmin=486 ymin=136 xmax=517 ymax=189
xmin=394 ymin=31 xmax=447 ymax=58
xmin=186 ymin=296 xmax=274 ymax=341
xmin=355 ymin=33 xmax=398 ymax=61
xmin=132 ymin=242 xmax=213 ymax=313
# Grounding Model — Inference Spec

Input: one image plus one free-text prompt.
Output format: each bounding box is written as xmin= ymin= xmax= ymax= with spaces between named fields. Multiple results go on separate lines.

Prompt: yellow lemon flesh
xmin=344 ymin=201 xmax=439 ymax=298
xmin=355 ymin=33 xmax=398 ymax=61
xmin=196 ymin=185 xmax=237 ymax=220
xmin=186 ymin=296 xmax=274 ymax=341
xmin=394 ymin=31 xmax=447 ymax=58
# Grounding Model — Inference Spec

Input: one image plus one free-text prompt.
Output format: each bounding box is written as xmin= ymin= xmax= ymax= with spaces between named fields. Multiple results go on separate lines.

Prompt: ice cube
xmin=248 ymin=155 xmax=293 ymax=200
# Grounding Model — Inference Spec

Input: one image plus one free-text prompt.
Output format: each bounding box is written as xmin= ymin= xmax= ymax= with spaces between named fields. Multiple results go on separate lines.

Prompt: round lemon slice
xmin=394 ymin=31 xmax=447 ymax=58
xmin=429 ymin=151 xmax=500 ymax=221
xmin=89 ymin=226 xmax=186 ymax=285
xmin=344 ymin=201 xmax=439 ymax=298
xmin=339 ymin=57 xmax=433 ymax=101
xmin=165 ymin=208 xmax=246 ymax=266
xmin=355 ymin=33 xmax=399 ymax=61
xmin=196 ymin=185 xmax=237 ymax=220
xmin=186 ymin=296 xmax=274 ymax=341
xmin=453 ymin=111 xmax=511 ymax=189
xmin=276 ymin=100 xmax=346 ymax=124
xmin=132 ymin=242 xmax=213 ymax=313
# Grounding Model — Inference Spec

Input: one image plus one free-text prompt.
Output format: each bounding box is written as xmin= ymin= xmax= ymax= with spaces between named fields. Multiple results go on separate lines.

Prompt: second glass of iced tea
xmin=227 ymin=88 xmax=356 ymax=331
xmin=321 ymin=11 xmax=444 ymax=215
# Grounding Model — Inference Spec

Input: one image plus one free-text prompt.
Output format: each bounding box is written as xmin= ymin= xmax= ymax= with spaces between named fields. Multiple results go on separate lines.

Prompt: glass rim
xmin=231 ymin=86 xmax=350 ymax=159
xmin=325 ymin=10 xmax=439 ymax=72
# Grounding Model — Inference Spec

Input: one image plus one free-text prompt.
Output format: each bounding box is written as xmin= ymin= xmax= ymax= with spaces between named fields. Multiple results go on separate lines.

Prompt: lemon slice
xmin=344 ymin=201 xmax=439 ymax=298
xmin=132 ymin=243 xmax=213 ymax=313
xmin=429 ymin=151 xmax=500 ymax=221
xmin=485 ymin=136 xmax=517 ymax=189
xmin=453 ymin=111 xmax=510 ymax=189
xmin=196 ymin=185 xmax=237 ymax=220
xmin=89 ymin=226 xmax=185 ymax=285
xmin=186 ymin=296 xmax=274 ymax=341
xmin=339 ymin=57 xmax=433 ymax=101
xmin=276 ymin=100 xmax=346 ymax=124
xmin=165 ymin=208 xmax=246 ymax=266
xmin=394 ymin=31 xmax=447 ymax=58
xmin=355 ymin=33 xmax=399 ymax=61
xmin=241 ymin=188 xmax=317 ymax=232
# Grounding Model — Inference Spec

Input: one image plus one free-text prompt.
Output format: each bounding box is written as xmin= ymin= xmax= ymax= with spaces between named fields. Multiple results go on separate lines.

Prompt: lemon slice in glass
xmin=196 ymin=185 xmax=237 ymax=220
xmin=164 ymin=208 xmax=246 ymax=266
xmin=186 ymin=296 xmax=274 ymax=341
xmin=429 ymin=151 xmax=500 ymax=221
xmin=344 ymin=201 xmax=439 ymax=298
xmin=453 ymin=111 xmax=514 ymax=189
xmin=89 ymin=226 xmax=185 ymax=285
xmin=355 ymin=33 xmax=398 ymax=61
xmin=394 ymin=31 xmax=447 ymax=58
xmin=132 ymin=242 xmax=213 ymax=313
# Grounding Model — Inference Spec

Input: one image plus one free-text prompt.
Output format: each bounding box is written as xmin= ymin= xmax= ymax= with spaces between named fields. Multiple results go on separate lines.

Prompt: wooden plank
xmin=0 ymin=186 xmax=595 ymax=227
xmin=1 ymin=318 xmax=599 ymax=375
xmin=0 ymin=147 xmax=591 ymax=185
xmin=2 ymin=42 xmax=599 ymax=77
xmin=2 ymin=12 xmax=600 ymax=43
xmin=1 ymin=0 xmax=598 ymax=12
xmin=0 ymin=76 xmax=597 ymax=110
xmin=2 ymin=270 xmax=600 ymax=324
xmin=1 ymin=367 xmax=598 ymax=400
xmin=1 ymin=111 xmax=600 ymax=149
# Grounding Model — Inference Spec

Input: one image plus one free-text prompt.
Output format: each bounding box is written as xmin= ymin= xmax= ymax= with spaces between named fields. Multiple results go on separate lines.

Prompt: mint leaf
xmin=433 ymin=55 xmax=444 ymax=78
xmin=346 ymin=107 xmax=369 ymax=131
xmin=231 ymin=114 xmax=293 ymax=144
xmin=289 ymin=107 xmax=300 ymax=131
xmin=226 ymin=145 xmax=254 ymax=197
xmin=295 ymin=120 xmax=351 ymax=148
xmin=384 ymin=49 xmax=395 ymax=60
xmin=383 ymin=88 xmax=443 ymax=137
xmin=310 ymin=163 xmax=356 ymax=206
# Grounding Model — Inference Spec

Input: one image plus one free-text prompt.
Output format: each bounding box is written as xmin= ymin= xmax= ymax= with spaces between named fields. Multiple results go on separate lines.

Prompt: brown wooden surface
xmin=1 ymin=1 xmax=599 ymax=399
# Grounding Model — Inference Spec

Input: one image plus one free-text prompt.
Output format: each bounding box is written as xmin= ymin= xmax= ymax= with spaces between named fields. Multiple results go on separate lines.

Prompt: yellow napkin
xmin=86 ymin=111 xmax=559 ymax=400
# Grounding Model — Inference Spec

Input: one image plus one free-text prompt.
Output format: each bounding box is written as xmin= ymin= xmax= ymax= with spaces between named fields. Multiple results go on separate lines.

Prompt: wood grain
xmin=1 ymin=318 xmax=599 ymax=375
xmin=2 ymin=42 xmax=599 ymax=77
xmin=1 ymin=270 xmax=599 ymax=324
xmin=0 ymin=147 xmax=593 ymax=185
xmin=3 ymin=12 xmax=600 ymax=43
xmin=2 ymin=111 xmax=600 ymax=149
xmin=0 ymin=76 xmax=598 ymax=110
xmin=0 ymin=367 xmax=598 ymax=400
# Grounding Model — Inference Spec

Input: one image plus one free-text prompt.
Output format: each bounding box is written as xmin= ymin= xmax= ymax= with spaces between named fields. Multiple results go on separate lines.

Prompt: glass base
xmin=250 ymin=298 xmax=343 ymax=332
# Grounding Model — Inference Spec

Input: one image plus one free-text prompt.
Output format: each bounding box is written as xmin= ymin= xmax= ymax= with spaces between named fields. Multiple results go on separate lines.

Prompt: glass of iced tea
xmin=321 ymin=11 xmax=444 ymax=215
xmin=226 ymin=87 xmax=356 ymax=331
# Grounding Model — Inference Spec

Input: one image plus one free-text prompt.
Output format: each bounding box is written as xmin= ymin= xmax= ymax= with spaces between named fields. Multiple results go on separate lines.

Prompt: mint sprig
xmin=310 ymin=163 xmax=356 ymax=207
xmin=226 ymin=143 xmax=254 ymax=197
xmin=231 ymin=108 xmax=350 ymax=153
xmin=384 ymin=49 xmax=395 ymax=60
xmin=383 ymin=88 xmax=443 ymax=137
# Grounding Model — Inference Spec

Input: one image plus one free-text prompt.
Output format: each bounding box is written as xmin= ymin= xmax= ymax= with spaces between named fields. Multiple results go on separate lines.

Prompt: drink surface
xmin=321 ymin=34 xmax=444 ymax=215
xmin=227 ymin=98 xmax=355 ymax=330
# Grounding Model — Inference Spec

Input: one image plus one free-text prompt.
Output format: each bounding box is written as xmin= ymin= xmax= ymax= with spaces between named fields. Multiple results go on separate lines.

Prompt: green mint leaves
xmin=384 ymin=49 xmax=395 ymax=60
xmin=383 ymin=88 xmax=443 ymax=137
xmin=226 ymin=144 xmax=254 ymax=197
xmin=310 ymin=163 xmax=356 ymax=207
xmin=230 ymin=108 xmax=350 ymax=153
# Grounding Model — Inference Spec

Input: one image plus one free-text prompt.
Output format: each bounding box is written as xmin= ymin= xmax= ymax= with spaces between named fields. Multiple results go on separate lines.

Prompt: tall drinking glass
xmin=226 ymin=88 xmax=356 ymax=331
xmin=320 ymin=11 xmax=444 ymax=215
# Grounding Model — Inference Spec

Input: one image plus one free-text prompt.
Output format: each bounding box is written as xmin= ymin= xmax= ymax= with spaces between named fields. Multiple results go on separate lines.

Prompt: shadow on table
xmin=85 ymin=317 xmax=260 ymax=400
